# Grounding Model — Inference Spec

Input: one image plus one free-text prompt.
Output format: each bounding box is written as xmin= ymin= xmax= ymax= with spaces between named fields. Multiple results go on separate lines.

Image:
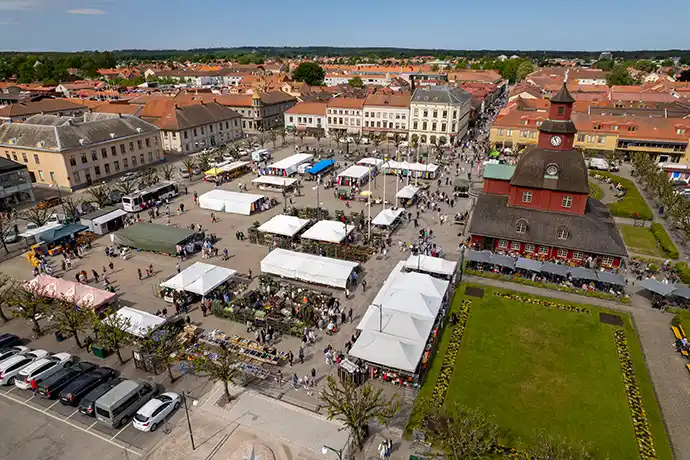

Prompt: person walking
xmin=345 ymin=287 xmax=350 ymax=299
xmin=347 ymin=307 xmax=353 ymax=323
xmin=362 ymin=279 xmax=367 ymax=292
xmin=298 ymin=346 xmax=305 ymax=364
xmin=200 ymin=301 xmax=207 ymax=317
xmin=287 ymin=350 xmax=294 ymax=367
xmin=137 ymin=268 xmax=143 ymax=280
xmin=108 ymin=260 xmax=114 ymax=271
xmin=92 ymin=269 xmax=100 ymax=283
xmin=30 ymin=378 xmax=38 ymax=397
xmin=176 ymin=261 xmax=181 ymax=273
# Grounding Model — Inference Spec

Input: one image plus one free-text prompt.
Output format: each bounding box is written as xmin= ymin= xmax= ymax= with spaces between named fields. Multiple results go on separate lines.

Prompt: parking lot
xmin=0 ymin=379 xmax=187 ymax=457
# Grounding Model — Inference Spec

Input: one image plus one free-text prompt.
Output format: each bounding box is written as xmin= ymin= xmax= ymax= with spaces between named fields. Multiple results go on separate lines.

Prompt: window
xmin=497 ymin=128 xmax=505 ymax=136
xmin=120 ymin=144 xmax=126 ymax=154
xmin=11 ymin=152 xmax=17 ymax=161
xmin=506 ymin=129 xmax=512 ymax=136
xmin=557 ymin=248 xmax=568 ymax=258
xmin=91 ymin=151 xmax=98 ymax=161
xmin=525 ymin=243 xmax=535 ymax=253
xmin=33 ymin=154 xmax=39 ymax=164
xmin=104 ymin=163 xmax=110 ymax=174
xmin=148 ymin=152 xmax=154 ymax=162
xmin=628 ymin=125 xmax=637 ymax=132
xmin=184 ymin=131 xmax=188 ymax=139
xmin=432 ymin=122 xmax=437 ymax=131
xmin=562 ymin=195 xmax=573 ymax=208
xmin=111 ymin=146 xmax=117 ymax=156
xmin=442 ymin=110 xmax=447 ymax=118
xmin=193 ymin=128 xmax=198 ymax=136
xmin=539 ymin=246 xmax=549 ymax=255
xmin=577 ymin=134 xmax=585 ymax=142
xmin=593 ymin=124 xmax=601 ymax=130
xmin=521 ymin=119 xmax=528 ymax=125
xmin=511 ymin=241 xmax=521 ymax=250
xmin=497 ymin=239 xmax=508 ymax=249
xmin=677 ymin=128 xmax=686 ymax=135
xmin=422 ymin=121 xmax=427 ymax=130
xmin=572 ymin=251 xmax=583 ymax=260
xmin=37 ymin=170 xmax=44 ymax=180
xmin=602 ymin=255 xmax=614 ymax=265
xmin=441 ymin=123 xmax=446 ymax=132
xmin=128 ymin=142 xmax=134 ymax=152
xmin=145 ymin=138 xmax=150 ymax=147
xmin=94 ymin=166 xmax=101 ymax=176
xmin=516 ymin=222 xmax=527 ymax=233
xmin=73 ymin=171 xmax=80 ymax=182
xmin=209 ymin=124 xmax=213 ymax=133
xmin=123 ymin=158 xmax=128 ymax=168
xmin=21 ymin=153 xmax=27 ymax=162
xmin=432 ymin=111 xmax=438 ymax=118
xmin=100 ymin=148 xmax=106 ymax=159
xmin=423 ymin=110 xmax=428 ymax=117
xmin=49 ymin=172 xmax=55 ymax=182
xmin=522 ymin=191 xmax=532 ymax=203
xmin=598 ymin=136 xmax=606 ymax=144
xmin=140 ymin=154 xmax=145 ymax=164
xmin=69 ymin=156 xmax=76 ymax=166
xmin=557 ymin=228 xmax=569 ymax=240
xmin=557 ymin=106 xmax=564 ymax=114
xmin=137 ymin=140 xmax=142 ymax=149
xmin=131 ymin=156 xmax=137 ymax=167
xmin=81 ymin=153 xmax=88 ymax=164
xmin=114 ymin=160 xmax=120 ymax=171
xmin=413 ymin=121 xmax=418 ymax=130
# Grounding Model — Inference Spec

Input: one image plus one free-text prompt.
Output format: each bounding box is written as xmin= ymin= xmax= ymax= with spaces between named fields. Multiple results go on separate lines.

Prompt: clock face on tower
xmin=550 ymin=136 xmax=562 ymax=147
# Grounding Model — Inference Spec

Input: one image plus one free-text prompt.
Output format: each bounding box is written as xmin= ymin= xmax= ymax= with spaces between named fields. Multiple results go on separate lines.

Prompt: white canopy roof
xmin=300 ymin=220 xmax=355 ymax=243
xmin=348 ymin=329 xmax=425 ymax=373
xmin=357 ymin=158 xmax=384 ymax=168
xmin=357 ymin=307 xmax=434 ymax=342
xmin=198 ymin=190 xmax=265 ymax=215
xmin=252 ymin=176 xmax=298 ymax=187
xmin=220 ymin=160 xmax=250 ymax=172
xmin=396 ymin=185 xmax=420 ymax=199
xmin=268 ymin=153 xmax=313 ymax=170
xmin=92 ymin=208 xmax=127 ymax=226
xmin=106 ymin=307 xmax=166 ymax=338
xmin=19 ymin=222 xmax=62 ymax=238
xmin=405 ymin=255 xmax=458 ymax=277
xmin=258 ymin=214 xmax=310 ymax=237
xmin=386 ymin=161 xmax=439 ymax=173
xmin=372 ymin=208 xmax=403 ymax=226
xmin=337 ymin=165 xmax=371 ymax=180
xmin=160 ymin=262 xmax=237 ymax=295
xmin=260 ymin=248 xmax=358 ymax=289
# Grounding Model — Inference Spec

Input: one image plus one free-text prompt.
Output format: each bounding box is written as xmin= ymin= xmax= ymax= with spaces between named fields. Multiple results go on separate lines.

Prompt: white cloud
xmin=67 ymin=7 xmax=105 ymax=14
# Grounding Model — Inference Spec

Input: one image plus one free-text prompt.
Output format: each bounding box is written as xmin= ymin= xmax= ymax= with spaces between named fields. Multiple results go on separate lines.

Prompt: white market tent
xmin=220 ymin=160 xmax=251 ymax=173
xmin=161 ymin=262 xmax=237 ymax=296
xmin=18 ymin=222 xmax=62 ymax=238
xmin=106 ymin=307 xmax=166 ymax=338
xmin=384 ymin=161 xmax=439 ymax=177
xmin=252 ymin=176 xmax=298 ymax=188
xmin=266 ymin=153 xmax=313 ymax=176
xmin=396 ymin=185 xmax=420 ymax=200
xmin=93 ymin=208 xmax=127 ymax=226
xmin=198 ymin=190 xmax=266 ymax=215
xmin=258 ymin=214 xmax=311 ymax=238
xmin=260 ymin=248 xmax=358 ymax=289
xmin=348 ymin=329 xmax=426 ymax=373
xmin=300 ymin=220 xmax=355 ymax=243
xmin=337 ymin=165 xmax=371 ymax=181
xmin=356 ymin=158 xmax=384 ymax=169
xmin=372 ymin=208 xmax=403 ymax=227
xmin=404 ymin=255 xmax=458 ymax=278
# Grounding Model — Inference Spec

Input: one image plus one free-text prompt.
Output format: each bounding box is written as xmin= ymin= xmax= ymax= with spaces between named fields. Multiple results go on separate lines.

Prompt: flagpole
xmin=367 ymin=166 xmax=372 ymax=240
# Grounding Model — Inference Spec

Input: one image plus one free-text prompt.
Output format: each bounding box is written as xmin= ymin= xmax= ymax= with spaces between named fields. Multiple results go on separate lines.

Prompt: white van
xmin=588 ymin=158 xmax=609 ymax=171
xmin=95 ymin=380 xmax=157 ymax=428
xmin=251 ymin=149 xmax=271 ymax=162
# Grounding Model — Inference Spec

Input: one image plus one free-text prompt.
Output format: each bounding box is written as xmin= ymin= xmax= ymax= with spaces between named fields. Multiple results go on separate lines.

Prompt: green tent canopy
xmin=112 ymin=223 xmax=195 ymax=255
xmin=489 ymin=149 xmax=500 ymax=158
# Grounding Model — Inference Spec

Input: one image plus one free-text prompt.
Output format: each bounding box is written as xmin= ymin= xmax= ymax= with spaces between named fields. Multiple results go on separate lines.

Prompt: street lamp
xmin=49 ymin=180 xmax=68 ymax=220
xmin=181 ymin=389 xmax=197 ymax=450
xmin=322 ymin=445 xmax=343 ymax=460
xmin=312 ymin=175 xmax=322 ymax=220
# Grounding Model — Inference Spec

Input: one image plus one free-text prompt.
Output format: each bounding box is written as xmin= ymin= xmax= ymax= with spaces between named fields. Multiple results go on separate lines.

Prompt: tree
xmin=352 ymin=133 xmax=363 ymax=152
xmin=0 ymin=274 xmax=16 ymax=323
xmin=607 ymin=65 xmax=637 ymax=86
xmin=181 ymin=157 xmax=197 ymax=175
xmin=296 ymin=130 xmax=307 ymax=145
xmin=594 ymin=60 xmax=614 ymax=71
xmin=420 ymin=403 xmax=501 ymax=460
xmin=0 ymin=212 xmax=17 ymax=254
xmin=258 ymin=132 xmax=269 ymax=148
xmin=278 ymin=129 xmax=287 ymax=146
xmin=292 ymin=62 xmax=326 ymax=86
xmin=140 ymin=331 xmax=183 ymax=382
xmin=116 ymin=177 xmax=139 ymax=196
xmin=268 ymin=129 xmax=279 ymax=148
xmin=319 ymin=375 xmax=400 ymax=450
xmin=60 ymin=196 xmax=82 ymax=220
xmin=10 ymin=284 xmax=52 ymax=336
xmin=330 ymin=129 xmax=344 ymax=148
xmin=22 ymin=205 xmax=53 ymax=227
xmin=90 ymin=307 xmax=132 ymax=364
xmin=516 ymin=60 xmax=535 ymax=81
xmin=161 ymin=164 xmax=176 ymax=181
xmin=524 ymin=430 xmax=593 ymax=460
xmin=86 ymin=183 xmax=112 ymax=208
xmin=192 ymin=343 xmax=240 ymax=403
xmin=51 ymin=296 xmax=91 ymax=349
xmin=313 ymin=128 xmax=325 ymax=146
xmin=139 ymin=168 xmax=159 ymax=188
xmin=348 ymin=76 xmax=364 ymax=88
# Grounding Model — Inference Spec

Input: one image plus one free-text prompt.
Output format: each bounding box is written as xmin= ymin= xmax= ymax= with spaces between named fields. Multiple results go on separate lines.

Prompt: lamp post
xmin=313 ymin=175 xmax=322 ymax=220
xmin=322 ymin=445 xmax=343 ymax=460
xmin=50 ymin=180 xmax=68 ymax=220
xmin=182 ymin=391 xmax=196 ymax=450
xmin=367 ymin=166 xmax=372 ymax=241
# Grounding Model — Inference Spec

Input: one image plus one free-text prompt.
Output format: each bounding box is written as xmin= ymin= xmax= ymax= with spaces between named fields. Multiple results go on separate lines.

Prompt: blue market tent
xmin=36 ymin=224 xmax=88 ymax=244
xmin=515 ymin=258 xmax=543 ymax=272
xmin=307 ymin=159 xmax=336 ymax=175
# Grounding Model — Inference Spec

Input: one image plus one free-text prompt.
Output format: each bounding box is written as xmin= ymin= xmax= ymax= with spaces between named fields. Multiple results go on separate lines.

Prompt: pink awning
xmin=25 ymin=275 xmax=116 ymax=309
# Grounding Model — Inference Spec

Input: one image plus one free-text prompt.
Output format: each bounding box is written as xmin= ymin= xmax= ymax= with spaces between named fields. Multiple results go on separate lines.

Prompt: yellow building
xmin=0 ymin=113 xmax=162 ymax=190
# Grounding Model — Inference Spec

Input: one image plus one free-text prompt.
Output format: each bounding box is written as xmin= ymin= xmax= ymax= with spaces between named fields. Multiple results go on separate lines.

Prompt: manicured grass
xmin=650 ymin=222 xmax=679 ymax=259
xmin=409 ymin=284 xmax=672 ymax=460
xmin=589 ymin=182 xmax=603 ymax=200
xmin=589 ymin=171 xmax=653 ymax=220
xmin=619 ymin=224 xmax=666 ymax=257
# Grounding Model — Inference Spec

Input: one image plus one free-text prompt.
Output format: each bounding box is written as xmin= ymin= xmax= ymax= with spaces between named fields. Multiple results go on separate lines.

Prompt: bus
xmin=122 ymin=182 xmax=179 ymax=212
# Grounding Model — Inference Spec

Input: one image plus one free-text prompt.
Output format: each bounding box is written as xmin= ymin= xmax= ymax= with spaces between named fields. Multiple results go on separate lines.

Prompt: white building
xmin=409 ymin=86 xmax=472 ymax=146
xmin=284 ymin=102 xmax=327 ymax=133
xmin=362 ymin=94 xmax=410 ymax=139
xmin=326 ymin=98 xmax=364 ymax=135
xmin=324 ymin=73 xmax=351 ymax=86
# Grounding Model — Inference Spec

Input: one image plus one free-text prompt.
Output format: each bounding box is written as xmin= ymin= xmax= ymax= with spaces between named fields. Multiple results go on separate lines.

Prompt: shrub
xmin=589 ymin=171 xmax=653 ymax=220
xmin=650 ymin=223 xmax=679 ymax=259
xmin=674 ymin=262 xmax=690 ymax=285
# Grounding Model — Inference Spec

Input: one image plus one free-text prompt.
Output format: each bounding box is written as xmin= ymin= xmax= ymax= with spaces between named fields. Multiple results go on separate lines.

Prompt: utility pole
xmin=367 ymin=167 xmax=371 ymax=240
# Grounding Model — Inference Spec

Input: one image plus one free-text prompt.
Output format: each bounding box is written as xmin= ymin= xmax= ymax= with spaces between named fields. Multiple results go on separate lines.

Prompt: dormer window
xmin=516 ymin=218 xmax=528 ymax=234
xmin=557 ymin=227 xmax=569 ymax=240
xmin=628 ymin=125 xmax=637 ymax=132
xmin=545 ymin=164 xmax=559 ymax=177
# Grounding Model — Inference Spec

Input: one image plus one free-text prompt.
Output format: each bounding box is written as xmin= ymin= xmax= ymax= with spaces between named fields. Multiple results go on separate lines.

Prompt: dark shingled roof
xmin=154 ymin=102 xmax=241 ymax=131
xmin=550 ymin=83 xmax=576 ymax=104
xmin=538 ymin=119 xmax=577 ymax=134
xmin=467 ymin=194 xmax=628 ymax=258
xmin=0 ymin=156 xmax=26 ymax=173
xmin=510 ymin=148 xmax=590 ymax=194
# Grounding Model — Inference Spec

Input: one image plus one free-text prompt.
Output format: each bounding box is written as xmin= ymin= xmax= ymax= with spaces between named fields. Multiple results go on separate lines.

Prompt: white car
xmin=132 ymin=392 xmax=181 ymax=432
xmin=0 ymin=355 xmax=38 ymax=386
xmin=15 ymin=353 xmax=72 ymax=390
xmin=0 ymin=346 xmax=30 ymax=364
xmin=18 ymin=349 xmax=49 ymax=361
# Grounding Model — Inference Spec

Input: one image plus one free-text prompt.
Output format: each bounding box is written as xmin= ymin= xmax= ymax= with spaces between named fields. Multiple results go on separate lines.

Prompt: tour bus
xmin=122 ymin=182 xmax=179 ymax=212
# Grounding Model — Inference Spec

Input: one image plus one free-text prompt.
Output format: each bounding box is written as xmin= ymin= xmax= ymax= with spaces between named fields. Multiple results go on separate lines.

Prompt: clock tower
xmin=536 ymin=83 xmax=577 ymax=151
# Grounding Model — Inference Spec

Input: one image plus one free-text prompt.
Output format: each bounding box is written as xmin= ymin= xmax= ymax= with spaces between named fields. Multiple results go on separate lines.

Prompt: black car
xmin=78 ymin=377 xmax=124 ymax=416
xmin=59 ymin=367 xmax=117 ymax=406
xmin=0 ymin=334 xmax=20 ymax=348
xmin=37 ymin=361 xmax=98 ymax=399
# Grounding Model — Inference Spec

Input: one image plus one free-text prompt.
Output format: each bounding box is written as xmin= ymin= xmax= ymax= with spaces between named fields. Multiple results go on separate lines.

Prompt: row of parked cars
xmin=0 ymin=334 xmax=181 ymax=432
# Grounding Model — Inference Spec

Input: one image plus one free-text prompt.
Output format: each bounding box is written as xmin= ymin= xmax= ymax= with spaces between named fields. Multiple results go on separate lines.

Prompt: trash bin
xmin=54 ymin=331 xmax=64 ymax=342
xmin=91 ymin=344 xmax=107 ymax=359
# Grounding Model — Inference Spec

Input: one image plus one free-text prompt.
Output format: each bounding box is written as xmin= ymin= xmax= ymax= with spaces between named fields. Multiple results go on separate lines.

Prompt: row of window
xmin=411 ymin=120 xmax=454 ymax=132
xmin=5 ymin=150 xmax=40 ymax=165
xmin=515 ymin=220 xmax=569 ymax=240
xmin=68 ymin=138 xmax=157 ymax=167
xmin=520 ymin=130 xmax=537 ymax=139
xmin=496 ymin=239 xmax=614 ymax=264
xmin=72 ymin=151 xmax=159 ymax=184
xmin=364 ymin=112 xmax=406 ymax=120
xmin=521 ymin=191 xmax=573 ymax=208
xmin=288 ymin=116 xmax=321 ymax=125
xmin=364 ymin=121 xmax=406 ymax=130
xmin=328 ymin=109 xmax=361 ymax=116
xmin=412 ymin=108 xmax=458 ymax=119
xmin=576 ymin=134 xmax=607 ymax=144
xmin=328 ymin=117 xmax=361 ymax=127
xmin=170 ymin=120 xmax=237 ymax=140
xmin=592 ymin=123 xmax=637 ymax=132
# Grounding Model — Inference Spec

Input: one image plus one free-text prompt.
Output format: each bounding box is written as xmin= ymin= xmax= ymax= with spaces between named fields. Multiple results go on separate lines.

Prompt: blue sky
xmin=1 ymin=0 xmax=688 ymax=52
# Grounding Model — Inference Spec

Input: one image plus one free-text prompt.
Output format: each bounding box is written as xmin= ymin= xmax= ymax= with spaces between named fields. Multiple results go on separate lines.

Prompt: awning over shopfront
xmin=569 ymin=266 xmax=598 ymax=281
xmin=465 ymin=249 xmax=491 ymax=263
xmin=541 ymin=262 xmax=570 ymax=277
xmin=515 ymin=257 xmax=543 ymax=272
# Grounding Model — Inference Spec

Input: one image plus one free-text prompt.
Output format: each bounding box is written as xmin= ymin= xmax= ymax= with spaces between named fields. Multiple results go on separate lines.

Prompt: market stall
xmin=260 ymin=248 xmax=359 ymax=289
xmin=541 ymin=262 xmax=570 ymax=281
xmin=112 ymin=222 xmax=195 ymax=255
xmin=356 ymin=157 xmax=384 ymax=172
xmin=262 ymin=153 xmax=313 ymax=177
xmin=404 ymin=254 xmax=458 ymax=281
xmin=80 ymin=207 xmax=127 ymax=236
xmin=220 ymin=161 xmax=251 ymax=179
xmin=383 ymin=161 xmax=439 ymax=180
xmin=372 ymin=208 xmax=404 ymax=232
xmin=257 ymin=214 xmax=311 ymax=238
xmin=305 ymin=159 xmax=336 ymax=178
xmin=160 ymin=262 xmax=238 ymax=302
xmin=198 ymin=190 xmax=270 ymax=215
xmin=336 ymin=165 xmax=372 ymax=187
xmin=395 ymin=185 xmax=420 ymax=208
xmin=300 ymin=220 xmax=355 ymax=243
xmin=251 ymin=176 xmax=298 ymax=193
xmin=106 ymin=306 xmax=166 ymax=338
xmin=25 ymin=274 xmax=116 ymax=311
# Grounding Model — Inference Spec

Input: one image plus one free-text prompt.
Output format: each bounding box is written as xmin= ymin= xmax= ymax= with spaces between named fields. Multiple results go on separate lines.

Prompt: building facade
xmin=362 ymin=94 xmax=410 ymax=139
xmin=409 ymin=86 xmax=472 ymax=146
xmin=156 ymin=102 xmax=242 ymax=154
xmin=0 ymin=157 xmax=34 ymax=211
xmin=326 ymin=98 xmax=365 ymax=135
xmin=284 ymin=102 xmax=327 ymax=133
xmin=0 ymin=113 xmax=162 ymax=190
xmin=469 ymin=84 xmax=627 ymax=268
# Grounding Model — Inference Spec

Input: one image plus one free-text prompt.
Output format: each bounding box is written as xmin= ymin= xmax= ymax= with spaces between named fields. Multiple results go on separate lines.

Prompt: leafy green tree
xmin=90 ymin=308 xmax=132 ymax=364
xmin=348 ymin=76 xmax=364 ymax=88
xmin=517 ymin=60 xmax=535 ymax=81
xmin=292 ymin=62 xmax=326 ymax=86
xmin=192 ymin=343 xmax=240 ymax=403
xmin=319 ymin=375 xmax=400 ymax=450
xmin=594 ymin=60 xmax=614 ymax=71
xmin=607 ymin=66 xmax=637 ymax=86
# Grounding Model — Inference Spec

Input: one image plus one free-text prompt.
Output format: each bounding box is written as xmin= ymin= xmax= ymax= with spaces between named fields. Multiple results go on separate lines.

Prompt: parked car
xmin=191 ymin=166 xmax=202 ymax=176
xmin=78 ymin=377 xmax=125 ymax=416
xmin=120 ymin=172 xmax=140 ymax=183
xmin=0 ymin=355 xmax=38 ymax=386
xmin=37 ymin=196 xmax=61 ymax=209
xmin=0 ymin=334 xmax=20 ymax=348
xmin=2 ymin=229 xmax=19 ymax=244
xmin=59 ymin=367 xmax=117 ymax=406
xmin=17 ymin=349 xmax=49 ymax=361
xmin=0 ymin=346 xmax=29 ymax=363
xmin=132 ymin=392 xmax=181 ymax=432
xmin=95 ymin=380 xmax=158 ymax=428
xmin=37 ymin=361 xmax=98 ymax=399
xmin=179 ymin=169 xmax=191 ymax=179
xmin=15 ymin=353 xmax=72 ymax=390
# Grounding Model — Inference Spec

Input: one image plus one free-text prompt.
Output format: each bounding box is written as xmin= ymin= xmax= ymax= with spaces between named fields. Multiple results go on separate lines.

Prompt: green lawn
xmin=589 ymin=182 xmax=603 ymax=200
xmin=410 ymin=284 xmax=672 ymax=460
xmin=589 ymin=171 xmax=653 ymax=220
xmin=619 ymin=224 xmax=666 ymax=257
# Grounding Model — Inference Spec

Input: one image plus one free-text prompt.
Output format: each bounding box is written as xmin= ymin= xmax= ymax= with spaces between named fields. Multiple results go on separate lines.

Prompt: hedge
xmin=589 ymin=171 xmax=653 ymax=220
xmin=650 ymin=222 xmax=679 ymax=259
xmin=674 ymin=262 xmax=690 ymax=284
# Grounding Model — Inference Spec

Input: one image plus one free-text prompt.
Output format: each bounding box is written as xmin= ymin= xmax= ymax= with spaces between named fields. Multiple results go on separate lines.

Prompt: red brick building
xmin=468 ymin=84 xmax=627 ymax=268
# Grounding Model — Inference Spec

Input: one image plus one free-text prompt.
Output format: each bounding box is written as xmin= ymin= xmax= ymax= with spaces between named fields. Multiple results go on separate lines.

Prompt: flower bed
xmin=613 ymin=329 xmax=658 ymax=460
xmin=493 ymin=292 xmax=590 ymax=315
xmin=430 ymin=299 xmax=471 ymax=406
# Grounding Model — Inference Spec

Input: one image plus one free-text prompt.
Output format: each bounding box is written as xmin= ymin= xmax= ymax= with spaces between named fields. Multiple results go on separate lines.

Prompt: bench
xmin=672 ymin=325 xmax=683 ymax=340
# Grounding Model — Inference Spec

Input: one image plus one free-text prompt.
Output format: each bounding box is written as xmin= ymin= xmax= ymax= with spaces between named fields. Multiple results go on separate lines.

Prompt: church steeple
xmin=537 ymin=82 xmax=577 ymax=151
